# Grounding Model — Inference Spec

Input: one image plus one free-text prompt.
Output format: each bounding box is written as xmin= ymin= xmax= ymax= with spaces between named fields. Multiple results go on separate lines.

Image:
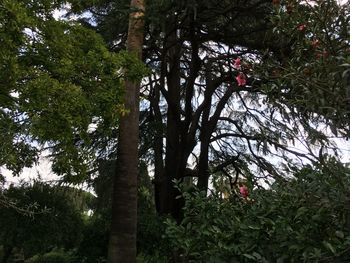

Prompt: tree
xmin=107 ymin=0 xmax=146 ymax=262
xmin=76 ymin=160 xmax=158 ymax=262
xmin=1 ymin=1 xmax=147 ymax=261
xmin=3 ymin=0 xmax=347 ymax=254
xmin=13 ymin=0 xmax=345 ymax=233
xmin=0 ymin=0 xmax=131 ymax=181
xmin=2 ymin=0 xmax=350 ymax=261
xmin=73 ymin=0 xmax=309 ymax=219
xmin=0 ymin=0 xmax=147 ymax=221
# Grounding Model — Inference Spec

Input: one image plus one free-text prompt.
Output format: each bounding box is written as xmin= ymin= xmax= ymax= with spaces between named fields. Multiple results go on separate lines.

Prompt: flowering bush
xmin=165 ymin=160 xmax=350 ymax=262
xmin=239 ymin=185 xmax=249 ymax=198
xmin=260 ymin=0 xmax=350 ymax=137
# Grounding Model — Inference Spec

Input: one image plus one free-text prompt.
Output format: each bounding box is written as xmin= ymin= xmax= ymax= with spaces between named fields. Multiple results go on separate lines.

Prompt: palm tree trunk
xmin=107 ymin=0 xmax=145 ymax=262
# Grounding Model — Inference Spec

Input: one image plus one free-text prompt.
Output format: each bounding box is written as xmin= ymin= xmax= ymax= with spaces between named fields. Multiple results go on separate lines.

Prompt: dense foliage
xmin=0 ymin=0 xmax=147 ymax=181
xmin=165 ymin=160 xmax=350 ymax=262
xmin=0 ymin=182 xmax=86 ymax=261
xmin=260 ymin=0 xmax=350 ymax=139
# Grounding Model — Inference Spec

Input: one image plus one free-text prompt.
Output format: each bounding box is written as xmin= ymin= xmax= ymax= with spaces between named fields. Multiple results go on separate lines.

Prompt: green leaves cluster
xmin=261 ymin=0 xmax=350 ymax=137
xmin=0 ymin=0 xmax=147 ymax=179
xmin=165 ymin=160 xmax=350 ymax=262
xmin=0 ymin=182 xmax=85 ymax=258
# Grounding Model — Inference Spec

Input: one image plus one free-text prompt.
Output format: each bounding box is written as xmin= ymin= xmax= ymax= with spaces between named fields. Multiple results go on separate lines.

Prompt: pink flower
xmin=233 ymin=57 xmax=241 ymax=69
xmin=297 ymin=24 xmax=306 ymax=31
xmin=235 ymin=72 xmax=246 ymax=86
xmin=239 ymin=185 xmax=249 ymax=198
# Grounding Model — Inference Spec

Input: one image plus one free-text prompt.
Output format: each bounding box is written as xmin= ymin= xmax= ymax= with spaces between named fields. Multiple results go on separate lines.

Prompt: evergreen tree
xmin=65 ymin=0 xmax=349 ymax=222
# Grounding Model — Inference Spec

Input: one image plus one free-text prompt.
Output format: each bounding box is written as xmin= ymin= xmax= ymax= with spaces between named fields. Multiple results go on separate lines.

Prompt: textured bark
xmin=107 ymin=0 xmax=145 ymax=262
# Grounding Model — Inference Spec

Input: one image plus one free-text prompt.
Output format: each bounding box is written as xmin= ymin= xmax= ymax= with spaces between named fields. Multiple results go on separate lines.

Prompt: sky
xmin=1 ymin=151 xmax=58 ymax=187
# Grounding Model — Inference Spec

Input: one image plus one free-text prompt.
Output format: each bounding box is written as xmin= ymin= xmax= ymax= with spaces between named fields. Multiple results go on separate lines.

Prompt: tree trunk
xmin=197 ymin=74 xmax=235 ymax=192
xmin=151 ymin=83 xmax=164 ymax=213
xmin=159 ymin=28 xmax=182 ymax=219
xmin=159 ymin=36 xmax=193 ymax=220
xmin=197 ymin=139 xmax=210 ymax=191
xmin=197 ymin=85 xmax=212 ymax=192
xmin=107 ymin=0 xmax=145 ymax=262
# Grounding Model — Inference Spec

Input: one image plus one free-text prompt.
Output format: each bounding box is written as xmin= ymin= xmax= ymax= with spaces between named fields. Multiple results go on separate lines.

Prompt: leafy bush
xmin=76 ymin=214 xmax=109 ymax=263
xmin=165 ymin=161 xmax=350 ymax=262
xmin=0 ymin=183 xmax=84 ymax=258
xmin=137 ymin=213 xmax=169 ymax=257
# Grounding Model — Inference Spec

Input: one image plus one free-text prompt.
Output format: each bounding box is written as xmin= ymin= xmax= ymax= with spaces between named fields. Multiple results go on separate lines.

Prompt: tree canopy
xmin=66 ymin=0 xmax=350 ymax=220
xmin=0 ymin=0 xmax=147 ymax=180
xmin=1 ymin=0 xmax=350 ymax=262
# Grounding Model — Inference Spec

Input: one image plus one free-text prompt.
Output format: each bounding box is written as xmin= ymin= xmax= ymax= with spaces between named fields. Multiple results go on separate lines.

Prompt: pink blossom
xmin=239 ymin=185 xmax=249 ymax=198
xmin=297 ymin=24 xmax=306 ymax=31
xmin=235 ymin=72 xmax=246 ymax=86
xmin=233 ymin=57 xmax=241 ymax=69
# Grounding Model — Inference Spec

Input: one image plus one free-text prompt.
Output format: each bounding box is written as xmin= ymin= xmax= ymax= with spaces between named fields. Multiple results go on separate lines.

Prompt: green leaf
xmin=243 ymin=254 xmax=256 ymax=260
xmin=322 ymin=241 xmax=336 ymax=254
xmin=335 ymin=231 xmax=344 ymax=239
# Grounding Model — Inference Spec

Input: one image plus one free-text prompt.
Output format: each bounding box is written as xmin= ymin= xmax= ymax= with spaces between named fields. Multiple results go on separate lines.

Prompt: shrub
xmin=165 ymin=161 xmax=350 ymax=262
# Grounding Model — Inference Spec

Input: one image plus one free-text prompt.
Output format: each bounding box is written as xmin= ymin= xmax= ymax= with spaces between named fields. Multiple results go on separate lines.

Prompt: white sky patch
xmin=337 ymin=0 xmax=348 ymax=4
xmin=53 ymin=5 xmax=94 ymax=23
xmin=53 ymin=6 xmax=69 ymax=20
xmin=1 ymin=151 xmax=58 ymax=187
xmin=301 ymin=0 xmax=348 ymax=5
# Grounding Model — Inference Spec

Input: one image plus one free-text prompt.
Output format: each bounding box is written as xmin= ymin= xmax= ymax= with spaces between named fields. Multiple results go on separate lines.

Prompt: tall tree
xmin=107 ymin=0 xmax=145 ymax=262
xmin=65 ymin=0 xmax=302 ymax=219
xmin=0 ymin=0 xmax=127 ymax=180
xmin=65 ymin=0 xmax=349 ymax=223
